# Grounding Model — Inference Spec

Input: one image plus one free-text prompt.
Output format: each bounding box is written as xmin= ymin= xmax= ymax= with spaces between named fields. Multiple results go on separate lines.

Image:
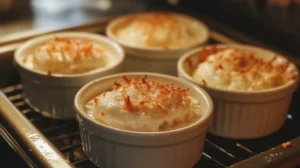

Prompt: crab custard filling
xmin=85 ymin=76 xmax=201 ymax=132
xmin=190 ymin=46 xmax=298 ymax=91
xmin=113 ymin=12 xmax=205 ymax=49
xmin=22 ymin=37 xmax=115 ymax=75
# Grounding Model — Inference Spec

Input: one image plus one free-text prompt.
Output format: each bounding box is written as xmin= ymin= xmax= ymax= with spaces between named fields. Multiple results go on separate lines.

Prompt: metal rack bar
xmin=0 ymin=92 xmax=74 ymax=168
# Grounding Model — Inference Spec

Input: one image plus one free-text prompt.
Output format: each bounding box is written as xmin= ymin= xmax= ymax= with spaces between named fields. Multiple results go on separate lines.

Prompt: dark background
xmin=0 ymin=136 xmax=28 ymax=167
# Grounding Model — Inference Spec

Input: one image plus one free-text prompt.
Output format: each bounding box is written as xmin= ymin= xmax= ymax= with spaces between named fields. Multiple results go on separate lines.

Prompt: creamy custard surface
xmin=85 ymin=76 xmax=201 ymax=132
xmin=190 ymin=46 xmax=298 ymax=91
xmin=23 ymin=37 xmax=115 ymax=74
xmin=113 ymin=12 xmax=206 ymax=49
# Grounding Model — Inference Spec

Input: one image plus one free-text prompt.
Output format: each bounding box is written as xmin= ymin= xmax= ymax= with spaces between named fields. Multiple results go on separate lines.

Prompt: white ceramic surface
xmin=106 ymin=12 xmax=210 ymax=76
xmin=74 ymin=72 xmax=213 ymax=168
xmin=14 ymin=32 xmax=125 ymax=119
xmin=178 ymin=44 xmax=299 ymax=139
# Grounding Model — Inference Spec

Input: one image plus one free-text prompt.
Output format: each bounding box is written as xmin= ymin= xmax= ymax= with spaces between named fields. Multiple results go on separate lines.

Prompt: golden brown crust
xmin=93 ymin=97 xmax=99 ymax=104
xmin=114 ymin=76 xmax=191 ymax=113
xmin=126 ymin=12 xmax=177 ymax=29
xmin=189 ymin=46 xmax=298 ymax=91
xmin=282 ymin=141 xmax=292 ymax=148
xmin=34 ymin=37 xmax=103 ymax=61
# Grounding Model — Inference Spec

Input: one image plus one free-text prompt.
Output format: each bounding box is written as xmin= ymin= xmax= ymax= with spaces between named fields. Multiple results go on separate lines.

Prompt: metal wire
xmin=3 ymin=83 xmax=299 ymax=168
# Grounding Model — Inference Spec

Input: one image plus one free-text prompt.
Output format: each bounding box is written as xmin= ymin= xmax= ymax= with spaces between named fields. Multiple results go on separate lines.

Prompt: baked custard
xmin=190 ymin=46 xmax=298 ymax=91
xmin=112 ymin=12 xmax=206 ymax=49
xmin=22 ymin=37 xmax=115 ymax=74
xmin=85 ymin=76 xmax=201 ymax=132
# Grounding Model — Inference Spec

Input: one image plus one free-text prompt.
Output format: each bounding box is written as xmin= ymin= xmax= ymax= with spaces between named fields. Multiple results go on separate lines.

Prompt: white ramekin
xmin=178 ymin=44 xmax=299 ymax=139
xmin=74 ymin=72 xmax=213 ymax=168
xmin=106 ymin=12 xmax=210 ymax=76
xmin=14 ymin=32 xmax=125 ymax=119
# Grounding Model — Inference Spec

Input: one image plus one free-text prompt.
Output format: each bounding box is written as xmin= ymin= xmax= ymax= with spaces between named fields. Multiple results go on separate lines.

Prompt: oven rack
xmin=0 ymin=9 xmax=299 ymax=168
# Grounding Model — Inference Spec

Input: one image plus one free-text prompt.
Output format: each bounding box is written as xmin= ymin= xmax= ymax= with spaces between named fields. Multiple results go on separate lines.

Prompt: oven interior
xmin=0 ymin=7 xmax=300 ymax=168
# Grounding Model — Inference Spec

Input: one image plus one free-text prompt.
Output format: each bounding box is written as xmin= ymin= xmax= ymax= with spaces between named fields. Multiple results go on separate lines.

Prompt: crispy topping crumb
xmin=116 ymin=12 xmax=203 ymax=50
xmin=25 ymin=37 xmax=109 ymax=74
xmin=187 ymin=57 xmax=193 ymax=67
xmin=113 ymin=76 xmax=191 ymax=113
xmin=47 ymin=71 xmax=52 ymax=76
xmin=172 ymin=119 xmax=178 ymax=127
xmin=35 ymin=37 xmax=103 ymax=60
xmin=93 ymin=97 xmax=99 ymax=104
xmin=198 ymin=45 xmax=221 ymax=61
xmin=86 ymin=75 xmax=201 ymax=132
xmin=291 ymin=75 xmax=298 ymax=80
xmin=142 ymin=75 xmax=150 ymax=88
xmin=155 ymin=102 xmax=168 ymax=113
xmin=282 ymin=141 xmax=292 ymax=148
xmin=126 ymin=12 xmax=177 ymax=28
xmin=123 ymin=76 xmax=130 ymax=83
xmin=269 ymin=55 xmax=277 ymax=63
xmin=124 ymin=96 xmax=135 ymax=111
xmin=113 ymin=82 xmax=121 ymax=89
xmin=191 ymin=47 xmax=298 ymax=91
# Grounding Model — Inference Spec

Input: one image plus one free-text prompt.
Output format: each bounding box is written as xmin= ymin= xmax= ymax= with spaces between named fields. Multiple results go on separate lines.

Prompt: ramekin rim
xmin=14 ymin=32 xmax=125 ymax=78
xmin=74 ymin=72 xmax=213 ymax=136
xmin=177 ymin=44 xmax=299 ymax=95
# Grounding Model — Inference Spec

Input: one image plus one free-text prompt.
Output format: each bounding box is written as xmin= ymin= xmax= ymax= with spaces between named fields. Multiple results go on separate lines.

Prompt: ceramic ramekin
xmin=14 ymin=32 xmax=124 ymax=119
xmin=106 ymin=12 xmax=210 ymax=76
xmin=74 ymin=72 xmax=213 ymax=168
xmin=178 ymin=44 xmax=299 ymax=139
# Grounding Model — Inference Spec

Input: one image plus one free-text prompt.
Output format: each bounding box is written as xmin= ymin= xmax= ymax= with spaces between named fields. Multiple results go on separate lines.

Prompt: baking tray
xmin=0 ymin=12 xmax=299 ymax=168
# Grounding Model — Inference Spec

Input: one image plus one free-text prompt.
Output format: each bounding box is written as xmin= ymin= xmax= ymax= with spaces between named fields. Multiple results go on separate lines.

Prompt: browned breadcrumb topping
xmin=221 ymin=51 xmax=293 ymax=79
xmin=282 ymin=141 xmax=292 ymax=148
xmin=47 ymin=71 xmax=52 ymax=76
xmin=93 ymin=97 xmax=99 ymax=104
xmin=113 ymin=81 xmax=121 ymax=90
xmin=186 ymin=57 xmax=193 ymax=68
xmin=188 ymin=46 xmax=298 ymax=88
xmin=34 ymin=37 xmax=103 ymax=61
xmin=202 ymin=79 xmax=207 ymax=85
xmin=126 ymin=12 xmax=177 ymax=28
xmin=113 ymin=75 xmax=191 ymax=113
xmin=292 ymin=75 xmax=298 ymax=80
xmin=124 ymin=13 xmax=178 ymax=47
xmin=122 ymin=76 xmax=130 ymax=83
xmin=124 ymin=96 xmax=135 ymax=111
xmin=198 ymin=45 xmax=221 ymax=61
xmin=172 ymin=119 xmax=178 ymax=126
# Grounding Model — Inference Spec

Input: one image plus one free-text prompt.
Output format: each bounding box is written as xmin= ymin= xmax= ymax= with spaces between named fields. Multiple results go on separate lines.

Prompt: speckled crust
xmin=114 ymin=12 xmax=204 ymax=49
xmin=85 ymin=76 xmax=201 ymax=132
xmin=191 ymin=46 xmax=298 ymax=91
xmin=22 ymin=37 xmax=113 ymax=74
